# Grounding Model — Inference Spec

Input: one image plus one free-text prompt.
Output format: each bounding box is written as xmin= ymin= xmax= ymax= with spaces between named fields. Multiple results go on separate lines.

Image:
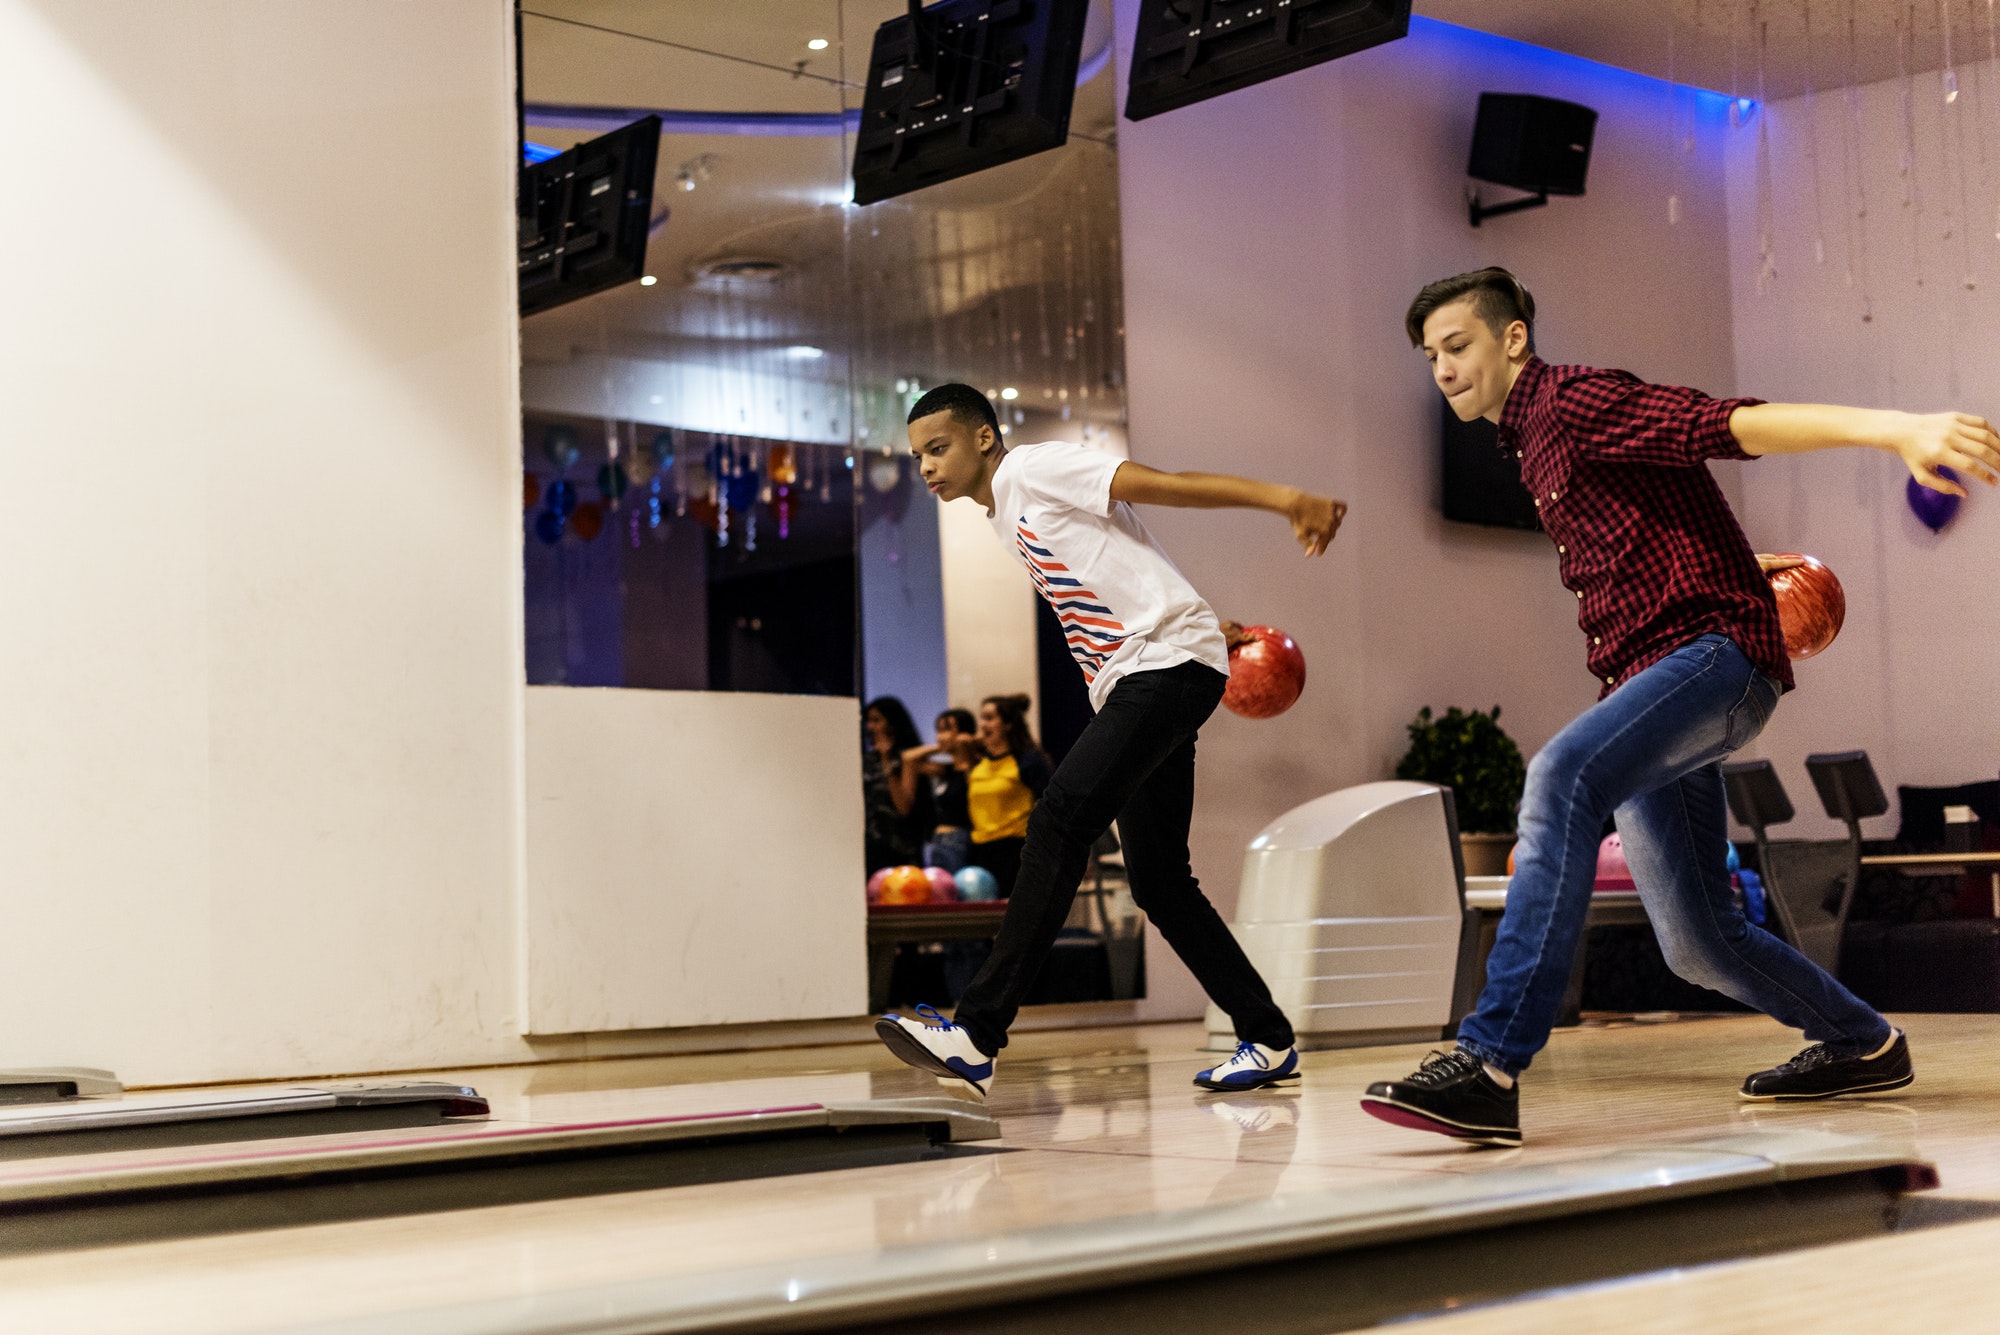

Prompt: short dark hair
xmin=937 ymin=708 xmax=976 ymax=735
xmin=908 ymin=383 xmax=1000 ymax=439
xmin=1404 ymin=267 xmax=1536 ymax=351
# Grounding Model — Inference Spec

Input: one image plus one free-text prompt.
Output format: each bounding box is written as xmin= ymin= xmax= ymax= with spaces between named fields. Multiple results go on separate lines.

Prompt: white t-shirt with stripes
xmin=986 ymin=441 xmax=1229 ymax=712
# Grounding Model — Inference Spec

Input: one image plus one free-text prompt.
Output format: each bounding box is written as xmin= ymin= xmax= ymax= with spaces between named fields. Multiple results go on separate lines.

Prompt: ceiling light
xmin=807 ymin=37 xmax=829 ymax=50
xmin=693 ymin=257 xmax=787 ymax=284
xmin=639 ymin=275 xmax=658 ymax=286
xmin=1000 ymin=387 xmax=1019 ymax=400
xmin=784 ymin=345 xmax=826 ymax=360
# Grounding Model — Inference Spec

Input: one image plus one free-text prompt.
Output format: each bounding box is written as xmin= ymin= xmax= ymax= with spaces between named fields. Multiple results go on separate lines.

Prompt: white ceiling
xmin=517 ymin=1 xmax=1986 ymax=419
xmin=1414 ymin=0 xmax=1977 ymax=102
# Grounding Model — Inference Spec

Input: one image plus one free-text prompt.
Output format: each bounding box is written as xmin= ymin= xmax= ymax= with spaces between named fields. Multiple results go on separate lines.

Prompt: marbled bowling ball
xmin=954 ymin=866 xmax=1000 ymax=902
xmin=878 ymin=865 xmax=933 ymax=906
xmin=1767 ymin=554 xmax=1845 ymax=660
xmin=866 ymin=867 xmax=893 ymax=905
xmin=1222 ymin=625 xmax=1307 ymax=719
xmin=923 ymin=866 xmax=959 ymax=903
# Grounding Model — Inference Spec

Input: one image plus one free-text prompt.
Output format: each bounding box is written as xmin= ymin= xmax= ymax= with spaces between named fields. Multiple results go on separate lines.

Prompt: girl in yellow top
xmin=961 ymin=694 xmax=1050 ymax=898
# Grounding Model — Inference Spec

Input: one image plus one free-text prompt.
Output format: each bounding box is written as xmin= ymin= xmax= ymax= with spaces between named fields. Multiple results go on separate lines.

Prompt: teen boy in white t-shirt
xmin=875 ymin=384 xmax=1346 ymax=1098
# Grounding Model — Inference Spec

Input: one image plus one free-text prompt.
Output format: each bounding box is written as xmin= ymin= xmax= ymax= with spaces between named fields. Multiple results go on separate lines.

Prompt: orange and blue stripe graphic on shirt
xmin=1015 ymin=521 xmax=1127 ymax=682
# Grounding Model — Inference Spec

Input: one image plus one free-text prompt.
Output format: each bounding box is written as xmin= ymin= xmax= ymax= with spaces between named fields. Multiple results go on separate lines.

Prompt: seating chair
xmin=1720 ymin=753 xmax=1882 ymax=975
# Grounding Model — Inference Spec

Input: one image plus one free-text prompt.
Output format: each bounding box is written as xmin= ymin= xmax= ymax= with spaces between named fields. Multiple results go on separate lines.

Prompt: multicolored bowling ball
xmin=878 ymin=865 xmax=932 ymax=906
xmin=1767 ymin=553 xmax=1845 ymax=660
xmin=923 ymin=866 xmax=959 ymax=903
xmin=1221 ymin=625 xmax=1307 ymax=719
xmin=866 ymin=867 xmax=893 ymax=905
xmin=954 ymin=865 xmax=1000 ymax=902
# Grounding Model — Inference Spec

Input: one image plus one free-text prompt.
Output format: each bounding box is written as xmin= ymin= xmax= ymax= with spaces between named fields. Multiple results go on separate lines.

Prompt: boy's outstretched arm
xmin=1731 ymin=404 xmax=2000 ymax=496
xmin=1108 ymin=461 xmax=1347 ymax=556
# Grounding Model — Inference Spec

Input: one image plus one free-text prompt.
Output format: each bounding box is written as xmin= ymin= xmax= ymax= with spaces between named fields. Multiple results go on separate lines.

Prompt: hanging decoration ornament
xmin=689 ymin=494 xmax=721 ymax=534
xmin=533 ymin=509 xmax=566 ymax=545
xmin=649 ymin=429 xmax=677 ymax=470
xmin=542 ymin=424 xmax=581 ymax=473
xmin=1753 ymin=6 xmax=1778 ymax=292
xmin=597 ymin=461 xmax=629 ymax=506
xmin=774 ymin=483 xmax=794 ymax=540
xmin=768 ymin=443 xmax=798 ymax=485
xmin=1906 ymin=467 xmax=1963 ymax=532
xmin=523 ymin=471 xmax=541 ymax=512
xmin=544 ymin=479 xmax=578 ymax=518
xmin=726 ymin=458 xmax=762 ymax=513
xmin=867 ymin=452 xmax=902 ymax=493
xmin=569 ymin=501 xmax=605 ymax=542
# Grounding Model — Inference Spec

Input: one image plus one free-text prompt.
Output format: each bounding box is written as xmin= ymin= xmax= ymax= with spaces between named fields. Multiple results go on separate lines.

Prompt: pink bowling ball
xmin=924 ymin=866 xmax=959 ymax=903
xmin=1597 ymin=833 xmax=1631 ymax=885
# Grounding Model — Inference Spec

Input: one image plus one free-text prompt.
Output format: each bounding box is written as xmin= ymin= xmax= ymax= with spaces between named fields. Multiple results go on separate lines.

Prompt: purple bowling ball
xmin=1907 ymin=468 xmax=1961 ymax=533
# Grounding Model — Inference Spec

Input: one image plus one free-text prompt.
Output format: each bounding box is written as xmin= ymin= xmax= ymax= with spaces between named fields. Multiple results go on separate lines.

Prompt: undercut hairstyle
xmin=908 ymin=383 xmax=1001 ymax=439
xmin=1404 ymin=267 xmax=1537 ymax=352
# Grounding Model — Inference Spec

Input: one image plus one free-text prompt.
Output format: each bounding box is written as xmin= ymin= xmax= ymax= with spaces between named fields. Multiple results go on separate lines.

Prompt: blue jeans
xmin=1455 ymin=635 xmax=1890 ymax=1077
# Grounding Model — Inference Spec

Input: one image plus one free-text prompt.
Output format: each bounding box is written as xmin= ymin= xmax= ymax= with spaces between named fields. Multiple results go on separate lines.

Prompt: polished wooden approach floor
xmin=0 ymin=1013 xmax=1994 ymax=1333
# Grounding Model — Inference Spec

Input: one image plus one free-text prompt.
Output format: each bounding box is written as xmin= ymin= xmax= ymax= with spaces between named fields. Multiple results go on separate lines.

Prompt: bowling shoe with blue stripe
xmin=875 ymin=1004 xmax=995 ymax=1099
xmin=1194 ymin=1041 xmax=1300 ymax=1091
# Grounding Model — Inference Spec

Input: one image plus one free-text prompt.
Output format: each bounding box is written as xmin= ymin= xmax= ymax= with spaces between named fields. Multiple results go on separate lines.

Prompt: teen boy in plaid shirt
xmin=1362 ymin=268 xmax=2000 ymax=1146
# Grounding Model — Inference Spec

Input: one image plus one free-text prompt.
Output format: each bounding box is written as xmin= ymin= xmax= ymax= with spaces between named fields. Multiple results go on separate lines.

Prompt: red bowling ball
xmin=1767 ymin=553 xmax=1845 ymax=660
xmin=1222 ymin=624 xmax=1307 ymax=719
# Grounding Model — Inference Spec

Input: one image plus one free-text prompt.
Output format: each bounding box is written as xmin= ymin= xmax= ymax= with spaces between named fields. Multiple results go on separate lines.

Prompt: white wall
xmin=523 ymin=689 xmax=865 ymax=1033
xmin=1722 ymin=58 xmax=2000 ymax=840
xmin=1112 ymin=11 xmax=1748 ymax=1017
xmin=0 ymin=0 xmax=528 ymax=1084
xmin=938 ymin=496 xmax=1043 ymax=733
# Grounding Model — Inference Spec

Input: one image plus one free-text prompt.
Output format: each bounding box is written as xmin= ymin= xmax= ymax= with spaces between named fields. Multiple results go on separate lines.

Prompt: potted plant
xmin=1395 ymin=705 xmax=1526 ymax=876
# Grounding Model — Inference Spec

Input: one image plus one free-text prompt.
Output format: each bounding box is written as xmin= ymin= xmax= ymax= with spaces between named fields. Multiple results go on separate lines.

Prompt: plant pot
xmin=1459 ymin=832 xmax=1515 ymax=878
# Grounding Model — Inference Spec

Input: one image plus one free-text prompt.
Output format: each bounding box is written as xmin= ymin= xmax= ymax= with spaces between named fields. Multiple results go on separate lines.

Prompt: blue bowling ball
xmin=1726 ymin=841 xmax=1741 ymax=874
xmin=954 ymin=866 xmax=1000 ymax=902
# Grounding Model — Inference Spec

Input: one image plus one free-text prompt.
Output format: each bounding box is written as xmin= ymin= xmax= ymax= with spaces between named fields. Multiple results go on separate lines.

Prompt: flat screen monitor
xmin=852 ymin=0 xmax=1089 ymax=206
xmin=1441 ymin=408 xmax=1540 ymax=531
xmin=518 ymin=115 xmax=661 ymax=317
xmin=1125 ymin=0 xmax=1410 ymax=122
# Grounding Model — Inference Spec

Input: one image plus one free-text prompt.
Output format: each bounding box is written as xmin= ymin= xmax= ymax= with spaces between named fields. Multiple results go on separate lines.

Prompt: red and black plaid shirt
xmin=1495 ymin=356 xmax=1793 ymax=697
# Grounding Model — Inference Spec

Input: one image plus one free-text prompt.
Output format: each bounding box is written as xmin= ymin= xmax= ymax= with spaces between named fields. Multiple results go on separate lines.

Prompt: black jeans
xmin=952 ymin=660 xmax=1296 ymax=1056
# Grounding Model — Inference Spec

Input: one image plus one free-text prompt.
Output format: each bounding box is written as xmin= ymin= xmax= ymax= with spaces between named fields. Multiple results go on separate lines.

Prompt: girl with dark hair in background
xmin=863 ymin=697 xmax=934 ymax=874
xmin=908 ymin=708 xmax=978 ymax=871
xmin=963 ymin=694 xmax=1051 ymax=898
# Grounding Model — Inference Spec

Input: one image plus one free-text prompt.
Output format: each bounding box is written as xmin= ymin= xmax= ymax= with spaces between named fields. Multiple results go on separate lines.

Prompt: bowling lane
xmin=0 ymin=1015 xmax=1988 ymax=1335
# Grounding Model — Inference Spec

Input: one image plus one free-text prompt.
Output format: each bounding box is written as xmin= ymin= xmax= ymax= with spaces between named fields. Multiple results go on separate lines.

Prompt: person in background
xmin=909 ymin=708 xmax=977 ymax=872
xmin=864 ymin=697 xmax=934 ymax=874
xmin=963 ymin=693 xmax=1051 ymax=898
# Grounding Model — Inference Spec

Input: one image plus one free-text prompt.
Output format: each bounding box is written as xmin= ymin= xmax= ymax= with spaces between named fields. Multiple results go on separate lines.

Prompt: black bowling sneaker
xmin=1359 ymin=1048 xmax=1520 ymax=1147
xmin=1740 ymin=1029 xmax=1913 ymax=1101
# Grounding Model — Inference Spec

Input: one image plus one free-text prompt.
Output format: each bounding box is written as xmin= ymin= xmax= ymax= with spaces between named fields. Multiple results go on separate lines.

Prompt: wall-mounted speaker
xmin=1466 ymin=93 xmax=1597 ymax=226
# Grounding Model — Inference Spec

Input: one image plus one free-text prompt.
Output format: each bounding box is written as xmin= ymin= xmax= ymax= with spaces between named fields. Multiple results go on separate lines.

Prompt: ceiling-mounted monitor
xmin=518 ymin=115 xmax=661 ymax=317
xmin=851 ymin=0 xmax=1090 ymax=206
xmin=1124 ymin=0 xmax=1411 ymax=122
